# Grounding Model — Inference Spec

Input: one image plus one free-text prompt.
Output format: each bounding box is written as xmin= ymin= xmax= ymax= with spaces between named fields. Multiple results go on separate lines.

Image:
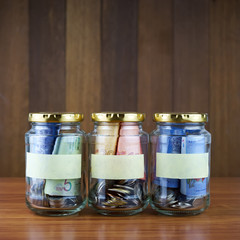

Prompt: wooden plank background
xmin=0 ymin=0 xmax=239 ymax=177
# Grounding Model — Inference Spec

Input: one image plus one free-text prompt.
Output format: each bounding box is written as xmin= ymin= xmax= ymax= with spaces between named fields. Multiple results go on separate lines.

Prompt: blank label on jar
xmin=91 ymin=154 xmax=144 ymax=179
xmin=26 ymin=152 xmax=82 ymax=179
xmin=156 ymin=153 xmax=209 ymax=179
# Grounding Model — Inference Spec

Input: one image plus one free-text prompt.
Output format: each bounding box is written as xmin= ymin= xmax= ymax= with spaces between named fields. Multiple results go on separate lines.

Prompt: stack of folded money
xmin=152 ymin=126 xmax=208 ymax=211
xmin=89 ymin=122 xmax=147 ymax=210
xmin=26 ymin=123 xmax=82 ymax=210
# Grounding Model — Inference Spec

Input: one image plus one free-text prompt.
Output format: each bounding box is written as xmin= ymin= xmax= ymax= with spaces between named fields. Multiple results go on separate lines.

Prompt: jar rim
xmin=91 ymin=112 xmax=145 ymax=122
xmin=153 ymin=112 xmax=208 ymax=123
xmin=28 ymin=112 xmax=84 ymax=123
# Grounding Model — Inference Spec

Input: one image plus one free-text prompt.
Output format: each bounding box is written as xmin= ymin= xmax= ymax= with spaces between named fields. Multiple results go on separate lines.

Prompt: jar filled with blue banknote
xmin=88 ymin=112 xmax=149 ymax=216
xmin=25 ymin=113 xmax=86 ymax=216
xmin=150 ymin=113 xmax=211 ymax=216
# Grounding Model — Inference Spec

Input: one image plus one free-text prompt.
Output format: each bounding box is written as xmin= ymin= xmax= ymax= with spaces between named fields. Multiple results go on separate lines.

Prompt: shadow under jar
xmin=25 ymin=113 xmax=87 ymax=216
xmin=150 ymin=113 xmax=211 ymax=216
xmin=88 ymin=112 xmax=149 ymax=216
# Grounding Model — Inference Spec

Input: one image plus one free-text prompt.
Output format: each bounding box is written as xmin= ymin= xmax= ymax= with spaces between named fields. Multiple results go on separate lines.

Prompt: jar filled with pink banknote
xmin=88 ymin=112 xmax=149 ymax=216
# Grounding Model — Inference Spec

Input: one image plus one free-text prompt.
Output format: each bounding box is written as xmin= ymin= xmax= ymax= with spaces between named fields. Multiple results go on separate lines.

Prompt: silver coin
xmin=167 ymin=200 xmax=178 ymax=205
xmin=171 ymin=202 xmax=192 ymax=209
xmin=108 ymin=188 xmax=130 ymax=194
xmin=158 ymin=189 xmax=177 ymax=203
xmin=113 ymin=184 xmax=134 ymax=191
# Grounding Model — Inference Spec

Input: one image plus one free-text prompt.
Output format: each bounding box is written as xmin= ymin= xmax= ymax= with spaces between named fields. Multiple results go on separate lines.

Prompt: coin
xmin=48 ymin=196 xmax=79 ymax=208
xmin=171 ymin=202 xmax=192 ymax=209
xmin=192 ymin=198 xmax=204 ymax=208
xmin=92 ymin=179 xmax=144 ymax=208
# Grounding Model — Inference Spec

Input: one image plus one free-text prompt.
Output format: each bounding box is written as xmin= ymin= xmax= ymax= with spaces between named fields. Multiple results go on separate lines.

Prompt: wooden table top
xmin=0 ymin=178 xmax=239 ymax=239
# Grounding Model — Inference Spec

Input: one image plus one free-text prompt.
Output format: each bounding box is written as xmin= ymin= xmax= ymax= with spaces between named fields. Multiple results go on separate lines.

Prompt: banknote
xmin=95 ymin=123 xmax=119 ymax=155
xmin=45 ymin=134 xmax=82 ymax=203
xmin=27 ymin=123 xmax=59 ymax=207
xmin=154 ymin=134 xmax=181 ymax=188
xmin=90 ymin=122 xmax=146 ymax=209
xmin=117 ymin=122 xmax=142 ymax=155
xmin=52 ymin=135 xmax=82 ymax=154
xmin=100 ymin=123 xmax=145 ymax=208
xmin=29 ymin=123 xmax=59 ymax=154
xmin=180 ymin=135 xmax=208 ymax=198
xmin=90 ymin=123 xmax=119 ymax=208
xmin=45 ymin=179 xmax=81 ymax=196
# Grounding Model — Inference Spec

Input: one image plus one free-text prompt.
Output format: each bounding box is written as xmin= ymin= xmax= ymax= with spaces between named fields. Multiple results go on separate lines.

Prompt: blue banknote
xmin=180 ymin=135 xmax=208 ymax=198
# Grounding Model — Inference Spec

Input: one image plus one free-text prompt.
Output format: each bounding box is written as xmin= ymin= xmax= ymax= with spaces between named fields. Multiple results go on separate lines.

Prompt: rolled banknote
xmin=90 ymin=123 xmax=119 ymax=208
xmin=180 ymin=135 xmax=208 ymax=199
xmin=45 ymin=134 xmax=82 ymax=208
xmin=117 ymin=122 xmax=142 ymax=155
xmin=27 ymin=123 xmax=59 ymax=207
xmin=29 ymin=123 xmax=59 ymax=154
xmin=102 ymin=122 xmax=145 ymax=208
xmin=155 ymin=134 xmax=181 ymax=189
xmin=95 ymin=123 xmax=119 ymax=155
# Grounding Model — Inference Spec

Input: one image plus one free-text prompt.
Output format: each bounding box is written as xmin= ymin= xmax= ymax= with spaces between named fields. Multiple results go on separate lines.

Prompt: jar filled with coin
xmin=25 ymin=113 xmax=86 ymax=216
xmin=150 ymin=113 xmax=211 ymax=216
xmin=88 ymin=112 xmax=149 ymax=216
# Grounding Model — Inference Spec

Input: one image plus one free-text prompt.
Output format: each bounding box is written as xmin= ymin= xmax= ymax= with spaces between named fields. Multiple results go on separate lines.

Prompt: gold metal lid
xmin=153 ymin=112 xmax=208 ymax=123
xmin=92 ymin=112 xmax=145 ymax=122
xmin=28 ymin=113 xmax=84 ymax=122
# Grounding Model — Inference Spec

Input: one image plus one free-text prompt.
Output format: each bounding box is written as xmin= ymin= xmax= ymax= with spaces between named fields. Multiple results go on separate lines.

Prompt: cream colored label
xmin=156 ymin=153 xmax=209 ymax=179
xmin=26 ymin=152 xmax=81 ymax=179
xmin=91 ymin=154 xmax=144 ymax=179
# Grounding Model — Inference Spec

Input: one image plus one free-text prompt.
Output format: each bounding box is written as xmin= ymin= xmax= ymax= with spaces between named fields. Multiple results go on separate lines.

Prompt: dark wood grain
xmin=0 ymin=178 xmax=239 ymax=239
xmin=210 ymin=0 xmax=240 ymax=177
xmin=0 ymin=1 xmax=240 ymax=177
xmin=138 ymin=0 xmax=173 ymax=132
xmin=173 ymin=0 xmax=209 ymax=112
xmin=101 ymin=0 xmax=138 ymax=111
xmin=29 ymin=0 xmax=66 ymax=112
xmin=66 ymin=0 xmax=101 ymax=133
xmin=0 ymin=0 xmax=29 ymax=177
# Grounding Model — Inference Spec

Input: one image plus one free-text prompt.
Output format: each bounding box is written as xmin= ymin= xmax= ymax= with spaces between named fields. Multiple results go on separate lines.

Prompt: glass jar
xmin=25 ymin=113 xmax=86 ymax=216
xmin=88 ymin=112 xmax=149 ymax=216
xmin=150 ymin=113 xmax=211 ymax=216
